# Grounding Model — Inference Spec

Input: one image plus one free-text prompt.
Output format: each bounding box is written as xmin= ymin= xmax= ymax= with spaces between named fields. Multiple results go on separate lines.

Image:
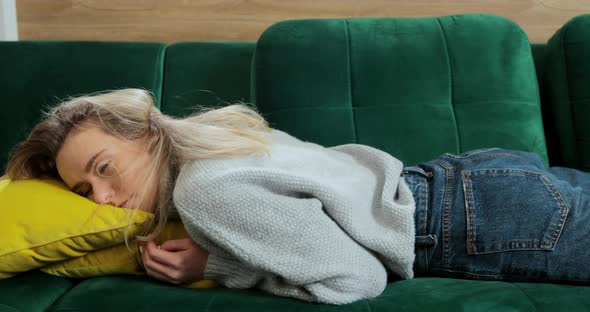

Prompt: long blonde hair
xmin=5 ymin=88 xmax=271 ymax=241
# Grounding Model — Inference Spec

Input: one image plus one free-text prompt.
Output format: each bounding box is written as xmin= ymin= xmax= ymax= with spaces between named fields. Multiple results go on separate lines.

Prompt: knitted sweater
xmin=173 ymin=130 xmax=416 ymax=304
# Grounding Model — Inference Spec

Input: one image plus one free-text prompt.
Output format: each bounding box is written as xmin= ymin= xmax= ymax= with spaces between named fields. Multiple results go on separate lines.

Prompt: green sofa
xmin=1 ymin=13 xmax=590 ymax=311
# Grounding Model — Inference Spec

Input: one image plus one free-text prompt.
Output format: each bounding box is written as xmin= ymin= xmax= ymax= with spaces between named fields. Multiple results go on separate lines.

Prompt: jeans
xmin=404 ymin=148 xmax=590 ymax=283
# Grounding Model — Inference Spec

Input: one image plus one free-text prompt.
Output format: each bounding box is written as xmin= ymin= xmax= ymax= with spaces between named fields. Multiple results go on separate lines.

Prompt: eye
xmin=96 ymin=160 xmax=117 ymax=177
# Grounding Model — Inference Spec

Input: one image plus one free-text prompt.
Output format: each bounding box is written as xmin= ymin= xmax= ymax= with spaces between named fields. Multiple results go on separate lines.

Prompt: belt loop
xmin=415 ymin=235 xmax=437 ymax=247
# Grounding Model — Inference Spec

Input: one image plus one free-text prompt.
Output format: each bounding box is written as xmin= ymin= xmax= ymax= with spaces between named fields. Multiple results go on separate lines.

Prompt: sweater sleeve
xmin=173 ymin=170 xmax=388 ymax=304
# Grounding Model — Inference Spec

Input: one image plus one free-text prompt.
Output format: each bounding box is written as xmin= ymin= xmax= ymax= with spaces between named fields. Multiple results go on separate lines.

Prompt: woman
xmin=4 ymin=88 xmax=590 ymax=304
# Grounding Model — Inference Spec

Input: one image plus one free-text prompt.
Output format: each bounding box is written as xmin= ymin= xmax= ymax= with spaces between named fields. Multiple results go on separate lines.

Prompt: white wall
xmin=0 ymin=0 xmax=17 ymax=41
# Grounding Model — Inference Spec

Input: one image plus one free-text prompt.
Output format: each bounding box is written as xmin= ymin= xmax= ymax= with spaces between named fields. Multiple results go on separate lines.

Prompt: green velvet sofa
xmin=2 ymin=13 xmax=590 ymax=311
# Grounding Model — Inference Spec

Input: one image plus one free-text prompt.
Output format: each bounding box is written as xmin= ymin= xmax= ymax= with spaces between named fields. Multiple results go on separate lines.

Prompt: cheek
xmin=143 ymin=174 xmax=160 ymax=212
xmin=122 ymin=174 xmax=142 ymax=194
xmin=123 ymin=151 xmax=158 ymax=211
xmin=123 ymin=166 xmax=158 ymax=210
xmin=119 ymin=155 xmax=150 ymax=189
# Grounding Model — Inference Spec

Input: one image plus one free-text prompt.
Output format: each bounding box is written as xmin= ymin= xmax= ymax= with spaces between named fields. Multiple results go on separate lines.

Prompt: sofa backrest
xmin=251 ymin=14 xmax=549 ymax=165
xmin=0 ymin=42 xmax=165 ymax=170
xmin=160 ymin=42 xmax=255 ymax=117
xmin=544 ymin=14 xmax=590 ymax=171
xmin=0 ymin=17 xmax=557 ymax=170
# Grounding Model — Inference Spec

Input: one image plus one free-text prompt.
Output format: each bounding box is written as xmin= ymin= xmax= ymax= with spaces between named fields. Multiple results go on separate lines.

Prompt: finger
xmin=141 ymin=247 xmax=182 ymax=284
xmin=141 ymin=241 xmax=171 ymax=269
xmin=144 ymin=262 xmax=167 ymax=281
xmin=160 ymin=239 xmax=192 ymax=252
xmin=145 ymin=264 xmax=178 ymax=284
xmin=144 ymin=240 xmax=179 ymax=267
xmin=145 ymin=258 xmax=179 ymax=284
xmin=140 ymin=244 xmax=159 ymax=272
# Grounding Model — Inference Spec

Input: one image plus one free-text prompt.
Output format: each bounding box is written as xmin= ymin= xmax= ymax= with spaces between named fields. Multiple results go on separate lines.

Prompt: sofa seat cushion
xmin=252 ymin=14 xmax=548 ymax=165
xmin=45 ymin=276 xmax=590 ymax=311
xmin=0 ymin=271 xmax=74 ymax=312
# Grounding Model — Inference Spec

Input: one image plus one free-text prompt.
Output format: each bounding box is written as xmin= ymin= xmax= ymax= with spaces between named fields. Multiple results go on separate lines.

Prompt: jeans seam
xmin=441 ymin=166 xmax=453 ymax=269
xmin=431 ymin=268 xmax=523 ymax=280
xmin=462 ymin=171 xmax=476 ymax=255
xmin=468 ymin=168 xmax=547 ymax=177
xmin=432 ymin=268 xmax=506 ymax=279
xmin=443 ymin=147 xmax=499 ymax=158
xmin=454 ymin=153 xmax=530 ymax=165
xmin=407 ymin=171 xmax=432 ymax=274
xmin=423 ymin=177 xmax=430 ymax=272
xmin=423 ymin=177 xmax=428 ymax=236
xmin=539 ymin=175 xmax=570 ymax=249
xmin=432 ymin=267 xmax=590 ymax=283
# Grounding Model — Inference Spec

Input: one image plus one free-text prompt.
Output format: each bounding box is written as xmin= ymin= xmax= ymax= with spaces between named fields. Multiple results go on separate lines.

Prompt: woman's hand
xmin=140 ymin=239 xmax=209 ymax=285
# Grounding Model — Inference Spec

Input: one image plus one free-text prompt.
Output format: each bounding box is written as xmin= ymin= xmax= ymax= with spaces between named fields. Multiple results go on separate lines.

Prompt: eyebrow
xmin=71 ymin=149 xmax=106 ymax=194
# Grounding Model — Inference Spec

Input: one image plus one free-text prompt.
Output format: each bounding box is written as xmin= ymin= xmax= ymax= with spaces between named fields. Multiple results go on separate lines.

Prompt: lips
xmin=119 ymin=200 xmax=128 ymax=208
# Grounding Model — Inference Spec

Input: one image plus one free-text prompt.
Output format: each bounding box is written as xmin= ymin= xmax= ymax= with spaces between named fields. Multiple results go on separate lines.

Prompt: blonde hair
xmin=5 ymin=88 xmax=271 ymax=241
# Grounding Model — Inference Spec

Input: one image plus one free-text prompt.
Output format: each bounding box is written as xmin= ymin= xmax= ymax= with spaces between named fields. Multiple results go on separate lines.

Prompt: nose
xmin=90 ymin=180 xmax=115 ymax=205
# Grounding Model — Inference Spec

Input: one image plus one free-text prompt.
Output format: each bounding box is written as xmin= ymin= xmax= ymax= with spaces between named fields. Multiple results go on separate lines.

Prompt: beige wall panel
xmin=16 ymin=0 xmax=590 ymax=43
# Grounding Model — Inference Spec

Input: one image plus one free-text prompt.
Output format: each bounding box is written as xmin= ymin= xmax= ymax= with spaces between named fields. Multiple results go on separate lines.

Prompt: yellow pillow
xmin=0 ymin=179 xmax=154 ymax=278
xmin=42 ymin=222 xmax=218 ymax=288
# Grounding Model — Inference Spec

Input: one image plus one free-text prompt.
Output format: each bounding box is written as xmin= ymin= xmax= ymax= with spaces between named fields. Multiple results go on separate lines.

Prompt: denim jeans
xmin=404 ymin=148 xmax=590 ymax=283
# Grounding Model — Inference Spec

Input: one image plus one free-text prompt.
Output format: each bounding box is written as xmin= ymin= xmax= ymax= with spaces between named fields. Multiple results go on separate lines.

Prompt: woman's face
xmin=56 ymin=123 xmax=157 ymax=212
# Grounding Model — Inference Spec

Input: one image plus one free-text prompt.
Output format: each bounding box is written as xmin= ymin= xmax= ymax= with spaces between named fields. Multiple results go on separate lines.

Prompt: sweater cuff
xmin=204 ymin=253 xmax=259 ymax=288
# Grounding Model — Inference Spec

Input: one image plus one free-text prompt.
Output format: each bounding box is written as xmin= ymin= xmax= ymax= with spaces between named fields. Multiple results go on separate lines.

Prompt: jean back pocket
xmin=462 ymin=169 xmax=569 ymax=255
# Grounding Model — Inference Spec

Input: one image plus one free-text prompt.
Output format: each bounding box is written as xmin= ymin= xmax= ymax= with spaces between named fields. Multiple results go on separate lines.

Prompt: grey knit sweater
xmin=173 ymin=130 xmax=416 ymax=304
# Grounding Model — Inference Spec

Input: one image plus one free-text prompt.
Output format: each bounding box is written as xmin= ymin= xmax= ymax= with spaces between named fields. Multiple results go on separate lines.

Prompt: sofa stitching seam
xmin=344 ymin=19 xmax=358 ymax=143
xmin=561 ymin=25 xmax=579 ymax=167
xmin=157 ymin=44 xmax=168 ymax=110
xmin=436 ymin=17 xmax=461 ymax=153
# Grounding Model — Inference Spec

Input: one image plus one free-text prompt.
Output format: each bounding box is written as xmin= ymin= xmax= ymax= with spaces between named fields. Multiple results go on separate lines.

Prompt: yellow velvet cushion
xmin=0 ymin=179 xmax=153 ymax=278
xmin=42 ymin=222 xmax=218 ymax=288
